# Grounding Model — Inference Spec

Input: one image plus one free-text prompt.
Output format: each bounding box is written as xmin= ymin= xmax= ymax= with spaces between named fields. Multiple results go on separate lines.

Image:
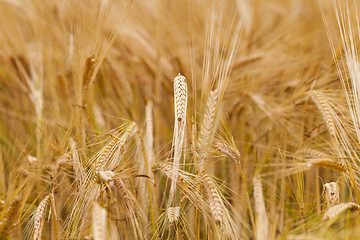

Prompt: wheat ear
xmin=214 ymin=141 xmax=241 ymax=164
xmin=81 ymin=55 xmax=96 ymax=107
xmin=113 ymin=177 xmax=133 ymax=203
xmin=311 ymin=90 xmax=336 ymax=138
xmin=323 ymin=202 xmax=360 ymax=221
xmin=0 ymin=199 xmax=20 ymax=238
xmin=152 ymin=162 xmax=187 ymax=184
xmin=200 ymin=172 xmax=224 ymax=224
xmin=170 ymin=74 xmax=187 ymax=205
xmin=309 ymin=159 xmax=347 ymax=173
xmin=253 ymin=177 xmax=269 ymax=240
xmin=92 ymin=202 xmax=107 ymax=240
xmin=145 ymin=101 xmax=154 ymax=168
xmin=174 ymin=73 xmax=187 ymax=122
xmin=198 ymin=89 xmax=219 ymax=162
xmin=69 ymin=137 xmax=84 ymax=184
xmin=296 ymin=148 xmax=329 ymax=159
xmin=34 ymin=194 xmax=51 ymax=240
xmin=166 ymin=206 xmax=181 ymax=226
xmin=96 ymin=122 xmax=137 ymax=172
xmin=322 ymin=182 xmax=339 ymax=209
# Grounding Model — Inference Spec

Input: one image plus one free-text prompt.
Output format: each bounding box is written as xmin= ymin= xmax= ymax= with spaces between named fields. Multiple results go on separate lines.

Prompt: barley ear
xmin=166 ymin=206 xmax=181 ymax=226
xmin=310 ymin=159 xmax=347 ymax=173
xmin=201 ymin=172 xmax=224 ymax=225
xmin=198 ymin=89 xmax=219 ymax=162
xmin=322 ymin=182 xmax=339 ymax=209
xmin=92 ymin=202 xmax=107 ymax=240
xmin=214 ymin=141 xmax=241 ymax=164
xmin=323 ymin=202 xmax=360 ymax=221
xmin=311 ymin=90 xmax=336 ymax=138
xmin=0 ymin=199 xmax=20 ymax=238
xmin=253 ymin=177 xmax=269 ymax=240
xmin=34 ymin=194 xmax=51 ymax=240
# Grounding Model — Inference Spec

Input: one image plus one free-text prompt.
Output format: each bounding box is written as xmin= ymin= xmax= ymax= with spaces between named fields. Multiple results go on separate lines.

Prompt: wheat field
xmin=1 ymin=0 xmax=360 ymax=239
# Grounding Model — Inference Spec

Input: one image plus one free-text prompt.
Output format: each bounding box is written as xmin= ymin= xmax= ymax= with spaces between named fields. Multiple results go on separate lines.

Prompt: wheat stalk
xmin=323 ymin=202 xmax=360 ymax=221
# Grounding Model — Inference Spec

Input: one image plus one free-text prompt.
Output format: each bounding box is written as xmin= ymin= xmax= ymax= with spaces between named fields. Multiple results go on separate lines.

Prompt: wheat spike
xmin=34 ymin=194 xmax=51 ymax=240
xmin=0 ymin=199 xmax=20 ymax=238
xmin=214 ymin=141 xmax=241 ymax=164
xmin=92 ymin=202 xmax=107 ymax=240
xmin=98 ymin=170 xmax=115 ymax=183
xmin=174 ymin=74 xmax=187 ymax=122
xmin=152 ymin=162 xmax=187 ymax=184
xmin=81 ymin=55 xmax=96 ymax=107
xmin=323 ymin=202 xmax=360 ymax=221
xmin=322 ymin=182 xmax=339 ymax=209
xmin=93 ymin=104 xmax=106 ymax=128
xmin=27 ymin=155 xmax=38 ymax=164
xmin=311 ymin=90 xmax=336 ymax=138
xmin=253 ymin=177 xmax=269 ymax=240
xmin=200 ymin=172 xmax=224 ymax=224
xmin=309 ymin=159 xmax=347 ymax=172
xmin=199 ymin=89 xmax=219 ymax=157
xmin=69 ymin=137 xmax=83 ymax=183
xmin=170 ymin=74 xmax=188 ymax=204
xmin=96 ymin=122 xmax=137 ymax=172
xmin=296 ymin=148 xmax=328 ymax=159
xmin=166 ymin=206 xmax=181 ymax=226
xmin=145 ymin=101 xmax=154 ymax=167
xmin=113 ymin=177 xmax=133 ymax=202
xmin=53 ymin=153 xmax=71 ymax=173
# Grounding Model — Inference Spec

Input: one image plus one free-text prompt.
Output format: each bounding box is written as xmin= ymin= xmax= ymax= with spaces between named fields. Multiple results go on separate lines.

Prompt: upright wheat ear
xmin=169 ymin=74 xmax=187 ymax=206
xmin=174 ymin=74 xmax=187 ymax=122
xmin=198 ymin=89 xmax=219 ymax=162
xmin=92 ymin=202 xmax=107 ymax=240
xmin=311 ymin=90 xmax=336 ymax=138
xmin=253 ymin=177 xmax=269 ymax=240
xmin=34 ymin=195 xmax=51 ymax=240
xmin=322 ymin=182 xmax=339 ymax=209
xmin=323 ymin=202 xmax=360 ymax=221
xmin=81 ymin=55 xmax=96 ymax=107
xmin=69 ymin=137 xmax=84 ymax=184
